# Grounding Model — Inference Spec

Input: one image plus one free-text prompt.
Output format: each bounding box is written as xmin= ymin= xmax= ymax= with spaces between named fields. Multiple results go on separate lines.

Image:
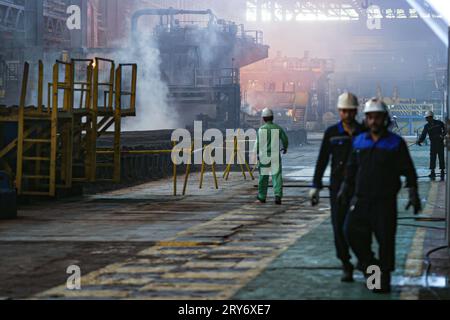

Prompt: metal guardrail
xmin=243 ymin=30 xmax=264 ymax=45
xmin=194 ymin=68 xmax=240 ymax=87
xmin=0 ymin=57 xmax=138 ymax=197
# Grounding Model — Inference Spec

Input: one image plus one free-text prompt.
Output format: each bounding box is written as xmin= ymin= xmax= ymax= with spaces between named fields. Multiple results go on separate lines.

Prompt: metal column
xmin=446 ymin=27 xmax=450 ymax=246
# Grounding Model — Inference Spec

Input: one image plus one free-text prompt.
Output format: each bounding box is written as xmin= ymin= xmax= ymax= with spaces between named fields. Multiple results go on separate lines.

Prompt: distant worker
xmin=339 ymin=98 xmax=421 ymax=293
xmin=310 ymin=92 xmax=366 ymax=283
xmin=389 ymin=115 xmax=399 ymax=133
xmin=256 ymin=108 xmax=289 ymax=205
xmin=417 ymin=111 xmax=447 ymax=181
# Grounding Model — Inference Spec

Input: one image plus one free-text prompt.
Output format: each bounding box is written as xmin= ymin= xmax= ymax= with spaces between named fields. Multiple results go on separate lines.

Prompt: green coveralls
xmin=256 ymin=122 xmax=289 ymax=201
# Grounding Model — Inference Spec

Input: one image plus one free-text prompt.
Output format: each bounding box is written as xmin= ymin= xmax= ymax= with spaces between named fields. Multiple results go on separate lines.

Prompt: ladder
xmin=16 ymin=62 xmax=58 ymax=197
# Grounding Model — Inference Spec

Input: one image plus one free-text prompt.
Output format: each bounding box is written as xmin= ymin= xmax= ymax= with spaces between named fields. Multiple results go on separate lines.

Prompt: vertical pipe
xmin=16 ymin=62 xmax=29 ymax=195
xmin=130 ymin=64 xmax=137 ymax=114
xmin=50 ymin=63 xmax=59 ymax=197
xmin=37 ymin=61 xmax=43 ymax=112
xmin=114 ymin=66 xmax=122 ymax=183
xmin=35 ymin=0 xmax=44 ymax=47
xmin=84 ymin=0 xmax=89 ymax=48
xmin=173 ymin=141 xmax=177 ymax=196
xmin=86 ymin=62 xmax=93 ymax=110
xmin=90 ymin=58 xmax=99 ymax=182
xmin=36 ymin=61 xmax=43 ymax=178
xmin=446 ymin=27 xmax=450 ymax=246
xmin=66 ymin=62 xmax=75 ymax=187
xmin=109 ymin=61 xmax=115 ymax=112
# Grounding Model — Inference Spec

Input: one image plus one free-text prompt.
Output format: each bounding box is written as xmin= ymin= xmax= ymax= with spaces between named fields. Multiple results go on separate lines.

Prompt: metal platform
xmin=0 ymin=57 xmax=137 ymax=197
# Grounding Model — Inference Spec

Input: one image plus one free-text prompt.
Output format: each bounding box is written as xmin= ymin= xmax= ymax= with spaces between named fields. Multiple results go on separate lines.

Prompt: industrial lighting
xmin=426 ymin=0 xmax=450 ymax=25
xmin=407 ymin=0 xmax=448 ymax=46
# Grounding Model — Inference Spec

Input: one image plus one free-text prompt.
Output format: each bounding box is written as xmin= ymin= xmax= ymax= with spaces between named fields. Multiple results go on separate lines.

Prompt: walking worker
xmin=339 ymin=98 xmax=422 ymax=294
xmin=256 ymin=108 xmax=289 ymax=205
xmin=417 ymin=111 xmax=447 ymax=181
xmin=310 ymin=92 xmax=366 ymax=282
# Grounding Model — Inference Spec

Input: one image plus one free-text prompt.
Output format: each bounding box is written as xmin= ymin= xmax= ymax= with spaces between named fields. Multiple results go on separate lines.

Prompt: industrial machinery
xmin=0 ymin=0 xmax=134 ymax=106
xmin=131 ymin=7 xmax=269 ymax=130
xmin=240 ymin=52 xmax=335 ymax=143
xmin=0 ymin=57 xmax=137 ymax=197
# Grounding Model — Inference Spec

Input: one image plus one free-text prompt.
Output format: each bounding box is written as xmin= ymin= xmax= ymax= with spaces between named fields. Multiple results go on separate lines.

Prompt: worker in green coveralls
xmin=256 ymin=108 xmax=289 ymax=205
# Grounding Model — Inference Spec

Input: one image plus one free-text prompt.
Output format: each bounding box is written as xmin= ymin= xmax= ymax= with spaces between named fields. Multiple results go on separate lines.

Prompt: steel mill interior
xmin=0 ymin=0 xmax=449 ymax=301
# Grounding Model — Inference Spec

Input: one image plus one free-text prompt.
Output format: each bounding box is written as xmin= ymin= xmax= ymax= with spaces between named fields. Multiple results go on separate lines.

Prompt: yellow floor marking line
xmin=35 ymin=200 xmax=330 ymax=300
xmin=156 ymin=241 xmax=220 ymax=247
xmin=139 ymin=282 xmax=239 ymax=292
xmin=114 ymin=266 xmax=179 ymax=274
xmin=400 ymin=182 xmax=438 ymax=300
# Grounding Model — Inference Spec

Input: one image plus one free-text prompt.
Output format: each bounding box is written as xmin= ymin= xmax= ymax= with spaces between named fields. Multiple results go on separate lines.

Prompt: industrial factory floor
xmin=0 ymin=139 xmax=448 ymax=300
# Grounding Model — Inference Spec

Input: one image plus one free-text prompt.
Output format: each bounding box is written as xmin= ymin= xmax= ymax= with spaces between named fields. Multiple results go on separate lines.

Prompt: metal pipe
xmin=446 ymin=26 xmax=450 ymax=246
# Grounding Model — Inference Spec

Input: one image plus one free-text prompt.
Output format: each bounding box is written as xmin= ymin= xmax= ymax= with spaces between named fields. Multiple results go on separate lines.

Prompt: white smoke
xmin=102 ymin=33 xmax=180 ymax=131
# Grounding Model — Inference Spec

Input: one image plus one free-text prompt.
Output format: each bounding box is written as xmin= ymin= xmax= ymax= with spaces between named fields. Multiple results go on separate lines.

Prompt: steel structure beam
xmin=245 ymin=0 xmax=440 ymax=22
xmin=0 ymin=0 xmax=25 ymax=32
xmin=42 ymin=0 xmax=70 ymax=45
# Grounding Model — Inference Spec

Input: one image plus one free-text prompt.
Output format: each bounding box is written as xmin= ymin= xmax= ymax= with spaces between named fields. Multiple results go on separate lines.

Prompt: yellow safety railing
xmin=97 ymin=137 xmax=255 ymax=197
xmin=223 ymin=135 xmax=255 ymax=181
xmin=0 ymin=57 xmax=137 ymax=197
xmin=199 ymin=144 xmax=219 ymax=190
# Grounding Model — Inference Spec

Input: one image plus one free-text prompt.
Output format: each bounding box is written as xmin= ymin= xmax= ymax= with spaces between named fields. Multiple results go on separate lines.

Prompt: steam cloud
xmin=101 ymin=32 xmax=180 ymax=131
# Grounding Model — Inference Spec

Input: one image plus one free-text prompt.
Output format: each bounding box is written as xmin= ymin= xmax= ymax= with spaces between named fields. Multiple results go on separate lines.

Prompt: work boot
xmin=341 ymin=262 xmax=354 ymax=283
xmin=275 ymin=197 xmax=282 ymax=205
xmin=373 ymin=272 xmax=392 ymax=294
xmin=429 ymin=170 xmax=436 ymax=180
xmin=441 ymin=170 xmax=446 ymax=181
xmin=256 ymin=197 xmax=266 ymax=204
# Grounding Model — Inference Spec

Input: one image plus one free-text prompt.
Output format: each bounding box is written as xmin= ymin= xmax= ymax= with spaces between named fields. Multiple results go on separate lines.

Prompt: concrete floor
xmin=0 ymin=138 xmax=448 ymax=300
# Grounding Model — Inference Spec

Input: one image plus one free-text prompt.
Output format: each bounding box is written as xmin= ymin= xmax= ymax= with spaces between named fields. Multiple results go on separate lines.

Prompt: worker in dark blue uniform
xmin=310 ymin=92 xmax=366 ymax=282
xmin=338 ymin=98 xmax=422 ymax=293
xmin=417 ymin=111 xmax=447 ymax=181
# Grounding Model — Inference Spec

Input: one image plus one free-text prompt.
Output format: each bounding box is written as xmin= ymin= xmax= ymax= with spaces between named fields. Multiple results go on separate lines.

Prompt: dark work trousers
xmin=330 ymin=185 xmax=351 ymax=264
xmin=430 ymin=141 xmax=446 ymax=171
xmin=344 ymin=197 xmax=398 ymax=272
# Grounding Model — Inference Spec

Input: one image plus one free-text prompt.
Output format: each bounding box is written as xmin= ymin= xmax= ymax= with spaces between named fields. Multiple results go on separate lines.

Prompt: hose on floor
xmin=425 ymin=245 xmax=449 ymax=300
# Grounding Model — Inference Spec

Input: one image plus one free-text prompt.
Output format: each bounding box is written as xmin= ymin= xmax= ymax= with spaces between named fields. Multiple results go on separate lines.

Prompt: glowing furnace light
xmin=426 ymin=0 xmax=450 ymax=25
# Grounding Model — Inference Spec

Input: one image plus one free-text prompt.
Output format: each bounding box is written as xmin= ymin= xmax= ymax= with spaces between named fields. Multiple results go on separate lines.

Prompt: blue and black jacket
xmin=345 ymin=131 xmax=418 ymax=200
xmin=418 ymin=119 xmax=447 ymax=145
xmin=313 ymin=121 xmax=366 ymax=191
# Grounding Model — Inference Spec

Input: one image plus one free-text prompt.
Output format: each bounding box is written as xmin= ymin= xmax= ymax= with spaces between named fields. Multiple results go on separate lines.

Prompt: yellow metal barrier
xmin=199 ymin=144 xmax=219 ymax=190
xmin=223 ymin=136 xmax=255 ymax=181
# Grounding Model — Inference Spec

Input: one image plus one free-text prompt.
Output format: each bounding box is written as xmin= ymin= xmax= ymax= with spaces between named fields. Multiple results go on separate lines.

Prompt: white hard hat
xmin=262 ymin=108 xmax=274 ymax=118
xmin=337 ymin=92 xmax=359 ymax=110
xmin=364 ymin=98 xmax=388 ymax=114
xmin=425 ymin=111 xmax=434 ymax=119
